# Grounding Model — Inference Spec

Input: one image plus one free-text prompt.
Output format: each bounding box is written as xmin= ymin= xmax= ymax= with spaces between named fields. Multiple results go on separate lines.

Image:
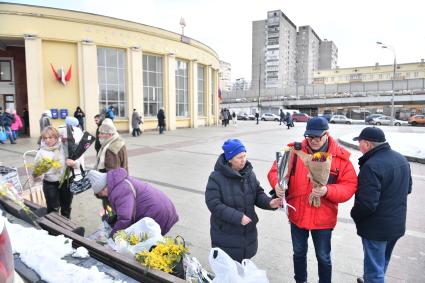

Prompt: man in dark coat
xmin=205 ymin=139 xmax=281 ymax=262
xmin=157 ymin=108 xmax=166 ymax=134
xmin=93 ymin=114 xmax=103 ymax=155
xmin=351 ymin=127 xmax=412 ymax=283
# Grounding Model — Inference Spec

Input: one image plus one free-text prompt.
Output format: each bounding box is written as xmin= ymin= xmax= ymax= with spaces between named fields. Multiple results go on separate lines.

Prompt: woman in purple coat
xmin=86 ymin=168 xmax=179 ymax=237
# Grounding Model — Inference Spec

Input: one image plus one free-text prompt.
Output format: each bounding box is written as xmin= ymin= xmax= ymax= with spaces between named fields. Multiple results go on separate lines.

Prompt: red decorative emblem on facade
xmin=50 ymin=63 xmax=72 ymax=85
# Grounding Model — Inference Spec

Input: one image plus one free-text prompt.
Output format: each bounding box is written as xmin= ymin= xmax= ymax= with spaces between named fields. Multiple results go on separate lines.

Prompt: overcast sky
xmin=6 ymin=0 xmax=425 ymax=82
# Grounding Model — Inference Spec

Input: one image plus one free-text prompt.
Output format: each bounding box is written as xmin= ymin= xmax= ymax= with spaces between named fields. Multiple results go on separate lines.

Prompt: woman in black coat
xmin=74 ymin=106 xmax=85 ymax=131
xmin=205 ymin=139 xmax=281 ymax=262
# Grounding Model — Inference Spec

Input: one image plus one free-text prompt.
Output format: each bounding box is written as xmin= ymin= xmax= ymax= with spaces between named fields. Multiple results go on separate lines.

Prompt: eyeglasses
xmin=304 ymin=133 xmax=327 ymax=141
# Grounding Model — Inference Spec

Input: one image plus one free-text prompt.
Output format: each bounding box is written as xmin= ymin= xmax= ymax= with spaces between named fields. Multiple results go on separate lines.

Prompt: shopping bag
xmin=0 ymin=128 xmax=7 ymax=141
xmin=209 ymin=248 xmax=269 ymax=283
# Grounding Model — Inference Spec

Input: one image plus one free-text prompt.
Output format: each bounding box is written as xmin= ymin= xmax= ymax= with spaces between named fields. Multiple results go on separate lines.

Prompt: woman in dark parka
xmin=205 ymin=139 xmax=281 ymax=262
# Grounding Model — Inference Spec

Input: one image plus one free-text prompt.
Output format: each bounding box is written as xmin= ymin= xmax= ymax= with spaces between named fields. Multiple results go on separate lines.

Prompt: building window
xmin=97 ymin=47 xmax=127 ymax=118
xmin=414 ymin=72 xmax=419 ymax=77
xmin=0 ymin=61 xmax=12 ymax=81
xmin=379 ymin=74 xmax=383 ymax=79
xmin=176 ymin=60 xmax=188 ymax=117
xmin=197 ymin=65 xmax=205 ymax=116
xmin=143 ymin=54 xmax=163 ymax=117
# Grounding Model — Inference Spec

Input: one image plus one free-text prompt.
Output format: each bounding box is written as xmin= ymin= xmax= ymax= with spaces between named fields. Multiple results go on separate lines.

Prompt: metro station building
xmin=0 ymin=3 xmax=221 ymax=136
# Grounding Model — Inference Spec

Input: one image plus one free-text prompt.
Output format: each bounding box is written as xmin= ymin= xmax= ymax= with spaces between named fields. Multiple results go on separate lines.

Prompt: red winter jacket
xmin=267 ymin=136 xmax=357 ymax=230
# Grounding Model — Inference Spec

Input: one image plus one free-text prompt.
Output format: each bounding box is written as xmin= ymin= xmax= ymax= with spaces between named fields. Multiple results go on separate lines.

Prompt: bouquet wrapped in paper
xmin=293 ymin=150 xmax=332 ymax=207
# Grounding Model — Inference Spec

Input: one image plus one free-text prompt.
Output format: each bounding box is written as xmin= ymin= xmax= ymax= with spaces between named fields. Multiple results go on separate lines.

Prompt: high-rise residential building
xmin=296 ymin=25 xmax=321 ymax=85
xmin=252 ymin=10 xmax=298 ymax=90
xmin=319 ymin=39 xmax=338 ymax=70
xmin=251 ymin=20 xmax=267 ymax=91
xmin=251 ymin=10 xmax=337 ymax=89
xmin=219 ymin=60 xmax=232 ymax=91
xmin=232 ymin=78 xmax=250 ymax=90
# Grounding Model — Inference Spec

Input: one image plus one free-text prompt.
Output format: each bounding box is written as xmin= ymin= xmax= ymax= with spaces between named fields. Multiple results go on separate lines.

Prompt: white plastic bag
xmin=111 ymin=217 xmax=164 ymax=257
xmin=208 ymin=248 xmax=269 ymax=283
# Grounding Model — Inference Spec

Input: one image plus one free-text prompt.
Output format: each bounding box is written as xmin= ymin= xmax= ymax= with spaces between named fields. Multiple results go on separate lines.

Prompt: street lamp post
xmin=377 ymin=41 xmax=396 ymax=126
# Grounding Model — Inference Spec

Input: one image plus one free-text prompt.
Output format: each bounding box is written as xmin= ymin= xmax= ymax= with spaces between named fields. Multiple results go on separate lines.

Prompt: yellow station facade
xmin=0 ymin=3 xmax=221 ymax=136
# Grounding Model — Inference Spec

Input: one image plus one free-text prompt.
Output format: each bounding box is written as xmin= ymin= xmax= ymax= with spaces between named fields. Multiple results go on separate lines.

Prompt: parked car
xmin=261 ymin=113 xmax=279 ymax=121
xmin=370 ymin=116 xmax=407 ymax=126
xmin=0 ymin=216 xmax=14 ymax=283
xmin=247 ymin=114 xmax=255 ymax=120
xmin=319 ymin=114 xmax=333 ymax=121
xmin=365 ymin=114 xmax=385 ymax=124
xmin=291 ymin=113 xmax=310 ymax=122
xmin=237 ymin=112 xmax=249 ymax=120
xmin=408 ymin=114 xmax=425 ymax=126
xmin=330 ymin=115 xmax=353 ymax=124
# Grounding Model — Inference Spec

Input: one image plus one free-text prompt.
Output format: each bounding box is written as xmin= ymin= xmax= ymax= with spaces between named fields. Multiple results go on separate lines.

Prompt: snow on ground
xmin=2 ymin=213 xmax=123 ymax=283
xmin=340 ymin=131 xmax=425 ymax=159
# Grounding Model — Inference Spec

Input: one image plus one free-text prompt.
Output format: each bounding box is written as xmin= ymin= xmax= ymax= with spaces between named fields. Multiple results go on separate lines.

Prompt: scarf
xmin=95 ymin=132 xmax=120 ymax=170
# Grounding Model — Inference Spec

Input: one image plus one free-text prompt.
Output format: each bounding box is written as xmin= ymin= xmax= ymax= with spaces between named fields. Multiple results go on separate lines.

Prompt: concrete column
xmin=206 ymin=66 xmax=211 ymax=126
xmin=77 ymin=40 xmax=98 ymax=134
xmin=128 ymin=46 xmax=143 ymax=132
xmin=214 ymin=69 xmax=220 ymax=125
xmin=190 ymin=60 xmax=198 ymax=128
xmin=24 ymin=35 xmax=44 ymax=137
xmin=165 ymin=54 xmax=176 ymax=130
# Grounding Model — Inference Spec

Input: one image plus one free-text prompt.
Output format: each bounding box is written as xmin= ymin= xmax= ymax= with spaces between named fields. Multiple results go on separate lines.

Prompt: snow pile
xmin=3 ymin=214 xmax=123 ymax=283
xmin=72 ymin=247 xmax=89 ymax=259
xmin=340 ymin=132 xmax=425 ymax=159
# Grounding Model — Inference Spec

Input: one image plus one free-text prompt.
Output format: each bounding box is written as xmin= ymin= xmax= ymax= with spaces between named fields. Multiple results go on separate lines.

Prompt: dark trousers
xmin=291 ymin=223 xmax=332 ymax=283
xmin=43 ymin=180 xmax=73 ymax=218
xmin=362 ymin=237 xmax=399 ymax=283
xmin=159 ymin=124 xmax=165 ymax=134
xmin=132 ymin=128 xmax=141 ymax=136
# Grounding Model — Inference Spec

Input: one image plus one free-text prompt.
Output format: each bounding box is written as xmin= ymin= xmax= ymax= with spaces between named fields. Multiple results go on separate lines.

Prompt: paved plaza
xmin=1 ymin=121 xmax=424 ymax=283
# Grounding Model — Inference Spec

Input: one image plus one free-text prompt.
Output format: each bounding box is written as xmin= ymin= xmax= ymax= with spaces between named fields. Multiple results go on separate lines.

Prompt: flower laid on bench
xmin=135 ymin=237 xmax=188 ymax=274
xmin=114 ymin=230 xmax=150 ymax=246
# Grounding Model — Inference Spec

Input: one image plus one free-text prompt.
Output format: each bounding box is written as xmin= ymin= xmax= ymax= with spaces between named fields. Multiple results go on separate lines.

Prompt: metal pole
xmin=390 ymin=56 xmax=396 ymax=125
xmin=258 ymin=54 xmax=261 ymax=111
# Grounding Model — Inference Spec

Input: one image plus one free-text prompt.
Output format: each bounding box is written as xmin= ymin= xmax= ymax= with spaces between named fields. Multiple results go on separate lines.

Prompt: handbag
xmin=69 ymin=166 xmax=92 ymax=194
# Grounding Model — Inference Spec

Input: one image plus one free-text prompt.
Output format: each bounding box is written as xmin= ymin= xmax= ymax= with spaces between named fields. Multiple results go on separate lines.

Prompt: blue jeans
xmin=362 ymin=237 xmax=399 ymax=283
xmin=291 ymin=223 xmax=332 ymax=283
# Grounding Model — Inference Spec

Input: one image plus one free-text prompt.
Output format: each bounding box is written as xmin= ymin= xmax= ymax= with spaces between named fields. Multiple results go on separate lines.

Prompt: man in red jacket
xmin=268 ymin=117 xmax=357 ymax=283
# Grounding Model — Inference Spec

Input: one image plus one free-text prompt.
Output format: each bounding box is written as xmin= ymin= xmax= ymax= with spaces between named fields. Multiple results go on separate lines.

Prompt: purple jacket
xmin=107 ymin=168 xmax=179 ymax=236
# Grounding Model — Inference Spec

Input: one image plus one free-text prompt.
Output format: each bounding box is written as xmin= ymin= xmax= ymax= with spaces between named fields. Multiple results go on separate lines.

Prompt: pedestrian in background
xmin=279 ymin=109 xmax=285 ymax=125
xmin=0 ymin=108 xmax=16 ymax=144
xmin=131 ymin=109 xmax=143 ymax=137
xmin=10 ymin=110 xmax=23 ymax=139
xmin=38 ymin=110 xmax=51 ymax=145
xmin=157 ymin=108 xmax=166 ymax=134
xmin=268 ymin=117 xmax=357 ymax=283
xmin=93 ymin=114 xmax=103 ymax=155
xmin=286 ymin=112 xmax=293 ymax=129
xmin=205 ymin=139 xmax=282 ymax=262
xmin=74 ymin=106 xmax=86 ymax=131
xmin=23 ymin=107 xmax=29 ymax=135
xmin=232 ymin=111 xmax=237 ymax=126
xmin=351 ymin=127 xmax=412 ymax=283
xmin=255 ymin=110 xmax=259 ymax=125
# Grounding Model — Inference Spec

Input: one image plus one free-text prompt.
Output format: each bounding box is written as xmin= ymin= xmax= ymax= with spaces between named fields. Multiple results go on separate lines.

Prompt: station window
xmin=143 ymin=54 xmax=163 ymax=117
xmin=176 ymin=60 xmax=189 ymax=117
xmin=197 ymin=65 xmax=205 ymax=116
xmin=97 ymin=47 xmax=127 ymax=118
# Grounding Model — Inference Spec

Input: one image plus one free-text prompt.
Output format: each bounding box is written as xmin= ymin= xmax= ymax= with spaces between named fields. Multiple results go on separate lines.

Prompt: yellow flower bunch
xmin=29 ymin=157 xmax=61 ymax=177
xmin=113 ymin=230 xmax=150 ymax=246
xmin=135 ymin=237 xmax=188 ymax=273
xmin=312 ymin=152 xmax=331 ymax=162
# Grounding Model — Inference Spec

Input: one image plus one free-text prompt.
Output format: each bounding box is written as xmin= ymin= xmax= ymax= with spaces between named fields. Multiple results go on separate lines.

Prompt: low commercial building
xmin=0 ymin=3 xmax=221 ymax=136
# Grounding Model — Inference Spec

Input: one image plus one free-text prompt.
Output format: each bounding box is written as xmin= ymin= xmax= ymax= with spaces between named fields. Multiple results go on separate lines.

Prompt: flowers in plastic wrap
xmin=110 ymin=217 xmax=164 ymax=258
xmin=29 ymin=157 xmax=61 ymax=178
xmin=293 ymin=150 xmax=332 ymax=207
xmin=135 ymin=237 xmax=188 ymax=274
xmin=0 ymin=181 xmax=39 ymax=227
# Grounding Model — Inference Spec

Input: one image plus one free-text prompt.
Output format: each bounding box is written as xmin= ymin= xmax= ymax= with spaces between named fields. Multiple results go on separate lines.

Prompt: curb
xmin=338 ymin=139 xmax=425 ymax=164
